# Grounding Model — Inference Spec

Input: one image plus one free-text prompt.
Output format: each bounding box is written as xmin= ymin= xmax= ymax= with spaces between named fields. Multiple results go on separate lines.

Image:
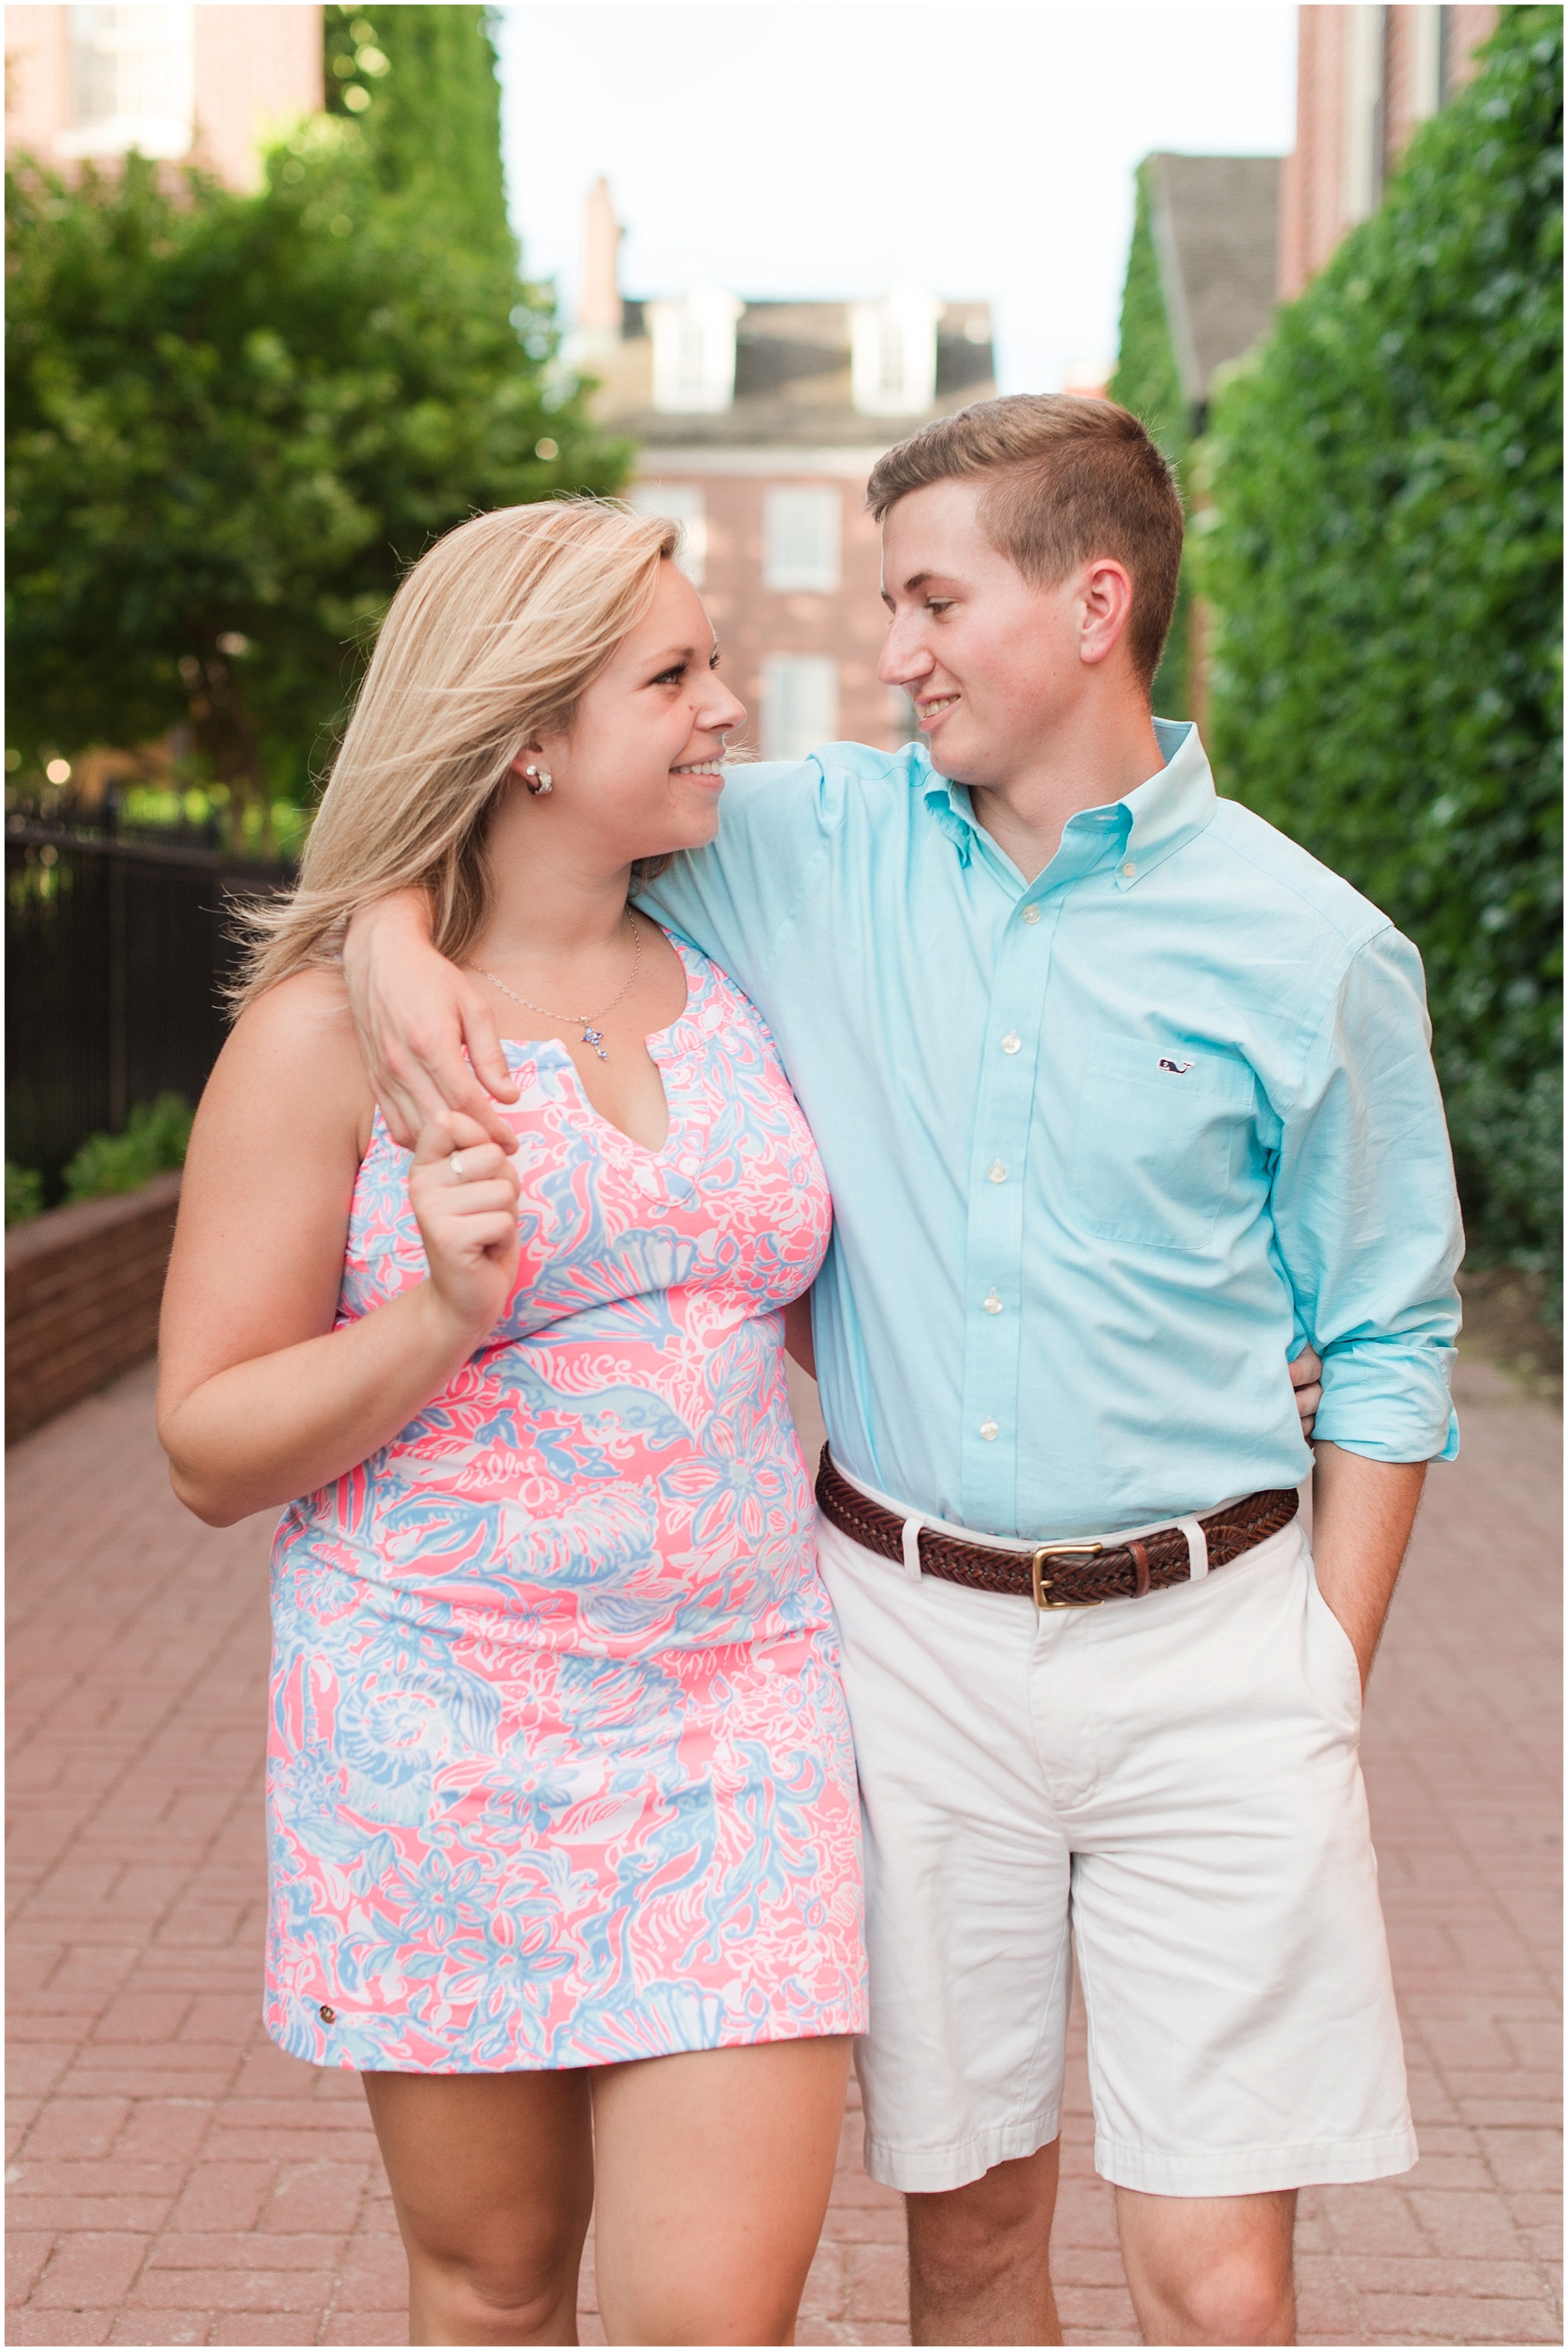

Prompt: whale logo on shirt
xmin=1158 ymin=1055 xmax=1196 ymax=1075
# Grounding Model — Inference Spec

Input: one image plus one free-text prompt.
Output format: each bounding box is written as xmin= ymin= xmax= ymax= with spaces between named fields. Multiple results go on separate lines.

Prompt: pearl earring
xmin=523 ymin=763 xmax=553 ymax=796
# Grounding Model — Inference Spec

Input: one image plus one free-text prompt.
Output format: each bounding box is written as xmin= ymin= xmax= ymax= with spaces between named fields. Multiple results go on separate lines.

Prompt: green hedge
xmin=1203 ymin=8 xmax=1562 ymax=1305
xmin=1110 ymin=160 xmax=1195 ymax=718
xmin=5 ymin=1094 xmax=193 ymax=1226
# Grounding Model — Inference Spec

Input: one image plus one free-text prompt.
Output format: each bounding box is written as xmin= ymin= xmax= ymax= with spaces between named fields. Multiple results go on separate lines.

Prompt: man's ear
xmin=1079 ymin=559 xmax=1136 ymax=669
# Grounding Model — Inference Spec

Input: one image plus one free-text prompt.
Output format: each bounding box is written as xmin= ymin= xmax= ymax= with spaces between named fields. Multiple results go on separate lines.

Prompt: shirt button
xmin=979 ymin=1417 xmax=1000 ymax=1442
xmin=1021 ymin=904 xmax=1041 ymax=925
xmin=1001 ymin=1032 xmax=1021 ymax=1055
xmin=983 ymin=1288 xmax=1003 ymax=1314
xmin=987 ymin=1162 xmax=1007 ymax=1183
xmin=1121 ymin=860 xmax=1137 ymax=879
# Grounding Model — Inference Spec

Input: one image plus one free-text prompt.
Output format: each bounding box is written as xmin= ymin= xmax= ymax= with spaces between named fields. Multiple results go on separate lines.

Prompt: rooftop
xmin=579 ymin=293 xmax=996 ymax=449
xmin=1145 ymin=152 xmax=1281 ymax=408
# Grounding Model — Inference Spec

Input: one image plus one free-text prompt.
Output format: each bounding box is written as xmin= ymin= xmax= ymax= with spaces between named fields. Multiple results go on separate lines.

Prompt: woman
xmin=157 ymin=501 xmax=866 ymax=2347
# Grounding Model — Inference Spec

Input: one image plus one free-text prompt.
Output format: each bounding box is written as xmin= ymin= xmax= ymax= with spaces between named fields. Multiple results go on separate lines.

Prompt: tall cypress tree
xmin=1110 ymin=161 xmax=1194 ymax=719
xmin=323 ymin=5 xmax=515 ymax=269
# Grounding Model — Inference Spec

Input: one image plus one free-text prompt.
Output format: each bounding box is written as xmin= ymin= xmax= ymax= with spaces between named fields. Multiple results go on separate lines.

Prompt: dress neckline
xmin=497 ymin=933 xmax=708 ymax=1163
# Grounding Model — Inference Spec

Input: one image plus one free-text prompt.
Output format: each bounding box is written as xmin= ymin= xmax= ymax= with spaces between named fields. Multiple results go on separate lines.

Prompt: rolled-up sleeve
xmin=1274 ymin=926 xmax=1463 ymax=1462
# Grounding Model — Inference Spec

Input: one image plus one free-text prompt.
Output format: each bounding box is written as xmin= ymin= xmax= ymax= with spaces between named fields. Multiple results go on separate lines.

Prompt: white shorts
xmin=817 ymin=1508 xmax=1416 ymax=2197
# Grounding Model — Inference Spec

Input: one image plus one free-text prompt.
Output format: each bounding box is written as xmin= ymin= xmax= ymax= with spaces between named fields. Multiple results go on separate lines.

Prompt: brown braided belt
xmin=816 ymin=1446 xmax=1299 ymax=1610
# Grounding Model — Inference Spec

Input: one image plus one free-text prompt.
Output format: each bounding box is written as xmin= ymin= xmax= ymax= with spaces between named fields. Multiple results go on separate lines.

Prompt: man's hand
xmin=1310 ymin=1442 xmax=1427 ymax=1692
xmin=1290 ymin=1345 xmax=1322 ymax=1437
xmin=342 ymin=891 xmax=520 ymax=1153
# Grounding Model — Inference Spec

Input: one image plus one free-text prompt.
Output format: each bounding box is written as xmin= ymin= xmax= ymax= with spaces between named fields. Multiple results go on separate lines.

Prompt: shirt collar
xmin=918 ymin=716 xmax=1218 ymax=890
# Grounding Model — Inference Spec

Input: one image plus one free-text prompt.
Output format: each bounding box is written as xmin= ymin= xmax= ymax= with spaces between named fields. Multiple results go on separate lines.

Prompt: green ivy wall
xmin=1202 ymin=9 xmax=1562 ymax=1302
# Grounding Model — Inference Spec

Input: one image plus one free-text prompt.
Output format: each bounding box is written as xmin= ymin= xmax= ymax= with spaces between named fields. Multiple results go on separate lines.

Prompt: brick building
xmin=570 ymin=182 xmax=996 ymax=758
xmin=1278 ymin=3 xmax=1500 ymax=297
xmin=4 ymin=5 xmax=323 ymax=190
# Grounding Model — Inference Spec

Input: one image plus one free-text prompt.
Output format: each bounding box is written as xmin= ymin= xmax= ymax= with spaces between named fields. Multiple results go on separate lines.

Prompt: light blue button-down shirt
xmin=639 ymin=721 xmax=1462 ymax=1540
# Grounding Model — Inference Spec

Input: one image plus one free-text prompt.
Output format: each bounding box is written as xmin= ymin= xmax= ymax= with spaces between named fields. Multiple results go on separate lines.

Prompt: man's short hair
xmin=866 ymin=393 xmax=1184 ymax=689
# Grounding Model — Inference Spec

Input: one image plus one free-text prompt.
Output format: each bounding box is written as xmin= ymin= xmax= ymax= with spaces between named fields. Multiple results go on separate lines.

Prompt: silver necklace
xmin=475 ymin=915 xmax=641 ymax=1061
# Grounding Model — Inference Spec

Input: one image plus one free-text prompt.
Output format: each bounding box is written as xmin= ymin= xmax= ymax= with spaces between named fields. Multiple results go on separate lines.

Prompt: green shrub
xmin=63 ymin=1093 xmax=194 ymax=1202
xmin=5 ymin=1162 xmax=44 ymax=1224
xmin=1110 ymin=159 xmax=1196 ymax=718
xmin=1203 ymin=8 xmax=1562 ymax=1309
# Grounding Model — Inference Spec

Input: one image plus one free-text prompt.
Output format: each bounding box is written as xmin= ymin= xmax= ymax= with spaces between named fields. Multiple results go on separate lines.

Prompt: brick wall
xmin=4 ymin=4 xmax=322 ymax=188
xmin=5 ymin=1174 xmax=181 ymax=1444
xmin=189 ymin=5 xmax=323 ymax=192
xmin=1279 ymin=5 xmax=1501 ymax=299
xmin=2 ymin=5 xmax=71 ymax=164
xmin=635 ymin=457 xmax=898 ymax=755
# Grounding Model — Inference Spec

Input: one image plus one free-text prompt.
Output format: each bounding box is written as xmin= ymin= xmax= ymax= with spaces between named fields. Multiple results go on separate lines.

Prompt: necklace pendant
xmin=581 ymin=1026 xmax=608 ymax=1060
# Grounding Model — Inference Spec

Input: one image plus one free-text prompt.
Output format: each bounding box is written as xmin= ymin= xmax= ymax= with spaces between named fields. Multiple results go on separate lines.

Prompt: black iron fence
xmin=5 ymin=813 xmax=293 ymax=1195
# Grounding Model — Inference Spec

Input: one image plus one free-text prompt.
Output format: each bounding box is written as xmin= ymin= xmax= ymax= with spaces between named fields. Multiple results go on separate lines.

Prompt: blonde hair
xmin=234 ymin=497 xmax=678 ymax=1005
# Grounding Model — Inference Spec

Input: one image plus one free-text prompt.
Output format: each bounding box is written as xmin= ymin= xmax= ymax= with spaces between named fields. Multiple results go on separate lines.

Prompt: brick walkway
xmin=7 ymin=1355 xmax=1560 ymax=2346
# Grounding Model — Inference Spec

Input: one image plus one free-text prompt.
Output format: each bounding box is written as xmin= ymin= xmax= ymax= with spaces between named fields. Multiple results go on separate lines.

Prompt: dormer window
xmin=648 ymin=286 xmax=743 ymax=414
xmin=851 ymin=289 xmax=942 ymax=417
xmin=58 ymin=4 xmax=195 ymax=161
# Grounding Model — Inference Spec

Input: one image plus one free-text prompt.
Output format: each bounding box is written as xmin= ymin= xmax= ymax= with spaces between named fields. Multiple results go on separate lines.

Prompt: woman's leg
xmin=362 ymin=2069 xmax=594 ymax=2347
xmin=590 ymin=2035 xmax=851 ymax=2346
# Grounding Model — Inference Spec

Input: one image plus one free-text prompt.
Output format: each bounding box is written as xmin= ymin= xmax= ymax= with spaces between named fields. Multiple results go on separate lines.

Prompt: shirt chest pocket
xmin=1065 ymin=1038 xmax=1256 ymax=1253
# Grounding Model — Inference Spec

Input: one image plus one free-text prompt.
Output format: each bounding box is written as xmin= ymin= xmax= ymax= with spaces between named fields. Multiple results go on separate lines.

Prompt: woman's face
xmin=523 ymin=560 xmax=746 ymax=865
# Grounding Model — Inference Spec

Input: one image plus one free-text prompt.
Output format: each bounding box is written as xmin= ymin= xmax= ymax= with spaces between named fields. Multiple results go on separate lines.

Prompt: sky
xmin=495 ymin=2 xmax=1297 ymax=396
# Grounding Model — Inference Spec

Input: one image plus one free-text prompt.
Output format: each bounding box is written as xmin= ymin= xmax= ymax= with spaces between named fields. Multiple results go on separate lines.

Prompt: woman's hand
xmin=343 ymin=891 xmax=522 ymax=1153
xmin=158 ymin=972 xmax=520 ymax=1530
xmin=1291 ymin=1345 xmax=1322 ymax=1437
xmin=409 ymin=1112 xmax=522 ymax=1342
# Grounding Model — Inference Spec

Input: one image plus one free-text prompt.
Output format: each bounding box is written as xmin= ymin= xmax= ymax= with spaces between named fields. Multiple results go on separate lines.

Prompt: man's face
xmin=877 ymin=478 xmax=1091 ymax=788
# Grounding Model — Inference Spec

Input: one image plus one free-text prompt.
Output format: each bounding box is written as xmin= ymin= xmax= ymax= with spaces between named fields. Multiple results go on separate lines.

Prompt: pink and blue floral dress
xmin=264 ymin=937 xmax=866 ymax=2070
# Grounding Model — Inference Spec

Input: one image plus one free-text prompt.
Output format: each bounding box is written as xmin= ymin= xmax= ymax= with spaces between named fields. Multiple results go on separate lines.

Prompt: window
xmin=763 ymin=487 xmax=841 ymax=594
xmin=648 ymin=286 xmax=742 ymax=414
xmin=59 ymin=5 xmax=194 ymax=160
xmin=627 ymin=483 xmax=707 ymax=587
xmin=1411 ymin=5 xmax=1444 ymax=119
xmin=760 ymin=655 xmax=839 ymax=761
xmin=1340 ymin=5 xmax=1386 ymax=224
xmin=850 ymin=289 xmax=941 ymax=417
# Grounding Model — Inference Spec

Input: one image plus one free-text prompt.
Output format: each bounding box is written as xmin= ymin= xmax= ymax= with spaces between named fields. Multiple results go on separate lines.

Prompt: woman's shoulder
xmin=213 ymin=965 xmax=372 ymax=1136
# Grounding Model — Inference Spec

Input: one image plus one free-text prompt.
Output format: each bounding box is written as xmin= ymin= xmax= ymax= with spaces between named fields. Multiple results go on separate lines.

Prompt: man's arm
xmin=1309 ymin=1442 xmax=1425 ymax=1690
xmin=1265 ymin=924 xmax=1459 ymax=1687
xmin=342 ymin=891 xmax=521 ymax=1152
xmin=1272 ymin=926 xmax=1463 ymax=1468
xmin=340 ymin=757 xmax=839 ymax=1149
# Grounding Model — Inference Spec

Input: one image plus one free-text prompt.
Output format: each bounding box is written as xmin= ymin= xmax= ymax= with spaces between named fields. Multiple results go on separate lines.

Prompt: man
xmin=343 ymin=396 xmax=1462 ymax=2344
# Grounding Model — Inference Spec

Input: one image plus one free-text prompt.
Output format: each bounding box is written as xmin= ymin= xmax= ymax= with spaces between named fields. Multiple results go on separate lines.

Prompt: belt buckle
xmin=1031 ymin=1541 xmax=1104 ymax=1612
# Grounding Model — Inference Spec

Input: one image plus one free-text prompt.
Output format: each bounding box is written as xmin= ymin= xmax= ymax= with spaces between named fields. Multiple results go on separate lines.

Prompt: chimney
xmin=580 ymin=177 xmax=622 ymax=335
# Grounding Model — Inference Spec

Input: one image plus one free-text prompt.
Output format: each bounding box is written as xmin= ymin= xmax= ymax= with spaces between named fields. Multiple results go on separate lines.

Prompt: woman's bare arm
xmin=157 ymin=970 xmax=519 ymax=1528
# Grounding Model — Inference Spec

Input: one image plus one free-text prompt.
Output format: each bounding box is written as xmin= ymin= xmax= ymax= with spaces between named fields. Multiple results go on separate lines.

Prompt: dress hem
xmin=264 ymin=2005 xmax=870 ymax=2074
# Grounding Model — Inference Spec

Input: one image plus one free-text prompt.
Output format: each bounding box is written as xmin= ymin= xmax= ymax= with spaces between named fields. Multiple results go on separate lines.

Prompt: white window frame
xmin=1409 ymin=5 xmax=1444 ymax=123
xmin=648 ymin=285 xmax=743 ymax=415
xmin=58 ymin=5 xmax=195 ymax=161
xmin=627 ymin=482 xmax=707 ymax=587
xmin=1340 ymin=4 xmax=1386 ymax=226
xmin=763 ymin=486 xmax=842 ymax=594
xmin=760 ymin=654 xmax=839 ymax=762
xmin=850 ymin=288 xmax=941 ymax=417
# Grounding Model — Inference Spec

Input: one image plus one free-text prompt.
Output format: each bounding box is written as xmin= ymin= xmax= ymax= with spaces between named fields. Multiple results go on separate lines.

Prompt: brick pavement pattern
xmin=7 ymin=1356 xmax=1560 ymax=2346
